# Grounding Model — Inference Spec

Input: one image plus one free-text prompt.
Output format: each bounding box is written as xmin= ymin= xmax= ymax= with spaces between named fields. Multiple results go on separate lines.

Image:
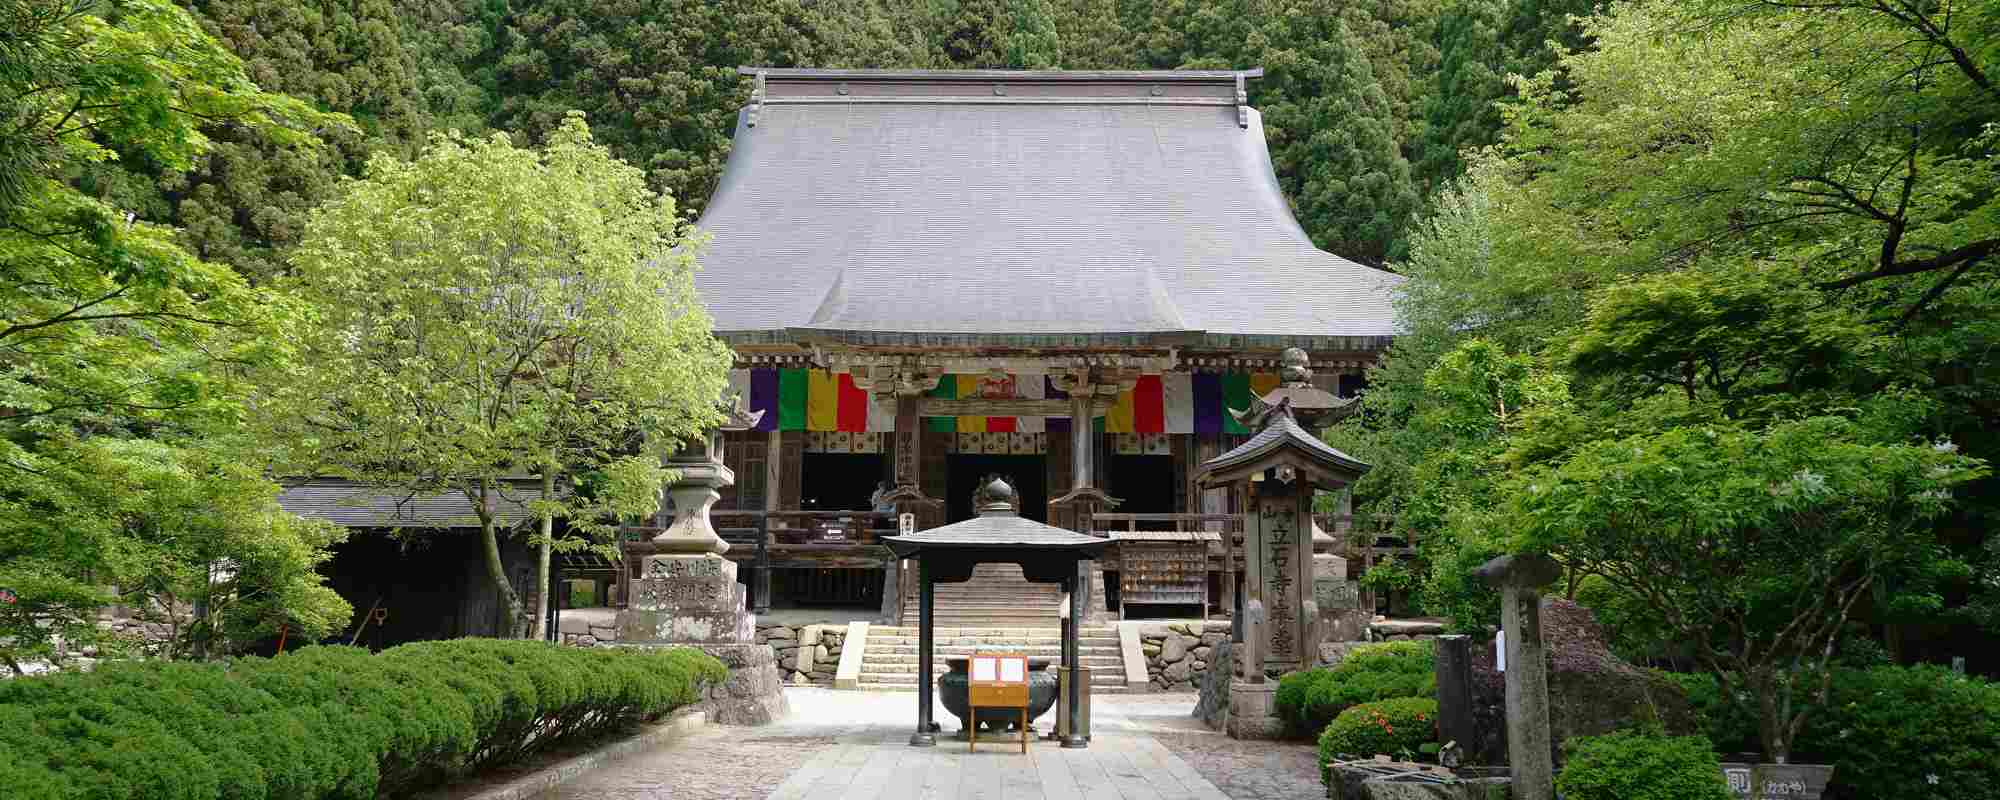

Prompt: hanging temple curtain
xmin=731 ymin=368 xmax=1278 ymax=435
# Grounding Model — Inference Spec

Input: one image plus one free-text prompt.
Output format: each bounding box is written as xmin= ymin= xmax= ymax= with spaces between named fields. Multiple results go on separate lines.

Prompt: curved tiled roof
xmin=692 ymin=69 xmax=1402 ymax=350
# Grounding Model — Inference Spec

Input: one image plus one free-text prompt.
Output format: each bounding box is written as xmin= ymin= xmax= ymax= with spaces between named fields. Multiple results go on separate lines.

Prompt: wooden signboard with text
xmin=967 ymin=652 xmax=1030 ymax=753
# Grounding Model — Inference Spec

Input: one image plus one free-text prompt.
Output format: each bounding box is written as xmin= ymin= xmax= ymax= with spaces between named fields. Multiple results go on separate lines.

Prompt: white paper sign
xmin=999 ymin=658 xmax=1026 ymax=683
xmin=899 ymin=513 xmax=915 ymax=536
xmin=1496 ymin=629 xmax=1506 ymax=673
xmin=971 ymin=656 xmax=998 ymax=682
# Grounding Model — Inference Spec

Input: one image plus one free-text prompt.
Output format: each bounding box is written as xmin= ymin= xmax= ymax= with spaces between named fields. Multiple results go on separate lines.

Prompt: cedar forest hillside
xmin=117 ymin=0 xmax=1601 ymax=277
xmin=12 ymin=0 xmax=2000 ymax=694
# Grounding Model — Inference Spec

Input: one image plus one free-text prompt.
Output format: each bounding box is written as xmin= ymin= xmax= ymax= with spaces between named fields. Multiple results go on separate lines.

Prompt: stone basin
xmin=938 ymin=656 xmax=1058 ymax=734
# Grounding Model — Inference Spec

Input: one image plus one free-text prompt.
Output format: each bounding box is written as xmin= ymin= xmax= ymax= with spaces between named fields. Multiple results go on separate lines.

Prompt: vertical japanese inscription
xmin=1263 ymin=500 xmax=1296 ymax=659
xmin=895 ymin=429 xmax=917 ymax=487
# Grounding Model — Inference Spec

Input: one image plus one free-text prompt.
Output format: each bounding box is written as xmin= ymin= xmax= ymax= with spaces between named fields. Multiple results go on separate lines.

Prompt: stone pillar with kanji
xmin=1194 ymin=348 xmax=1367 ymax=740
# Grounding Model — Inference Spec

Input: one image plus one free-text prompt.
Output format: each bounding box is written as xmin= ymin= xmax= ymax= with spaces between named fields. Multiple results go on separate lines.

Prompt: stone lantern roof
xmin=883 ymin=477 xmax=1109 ymax=557
xmin=1195 ymin=400 xmax=1371 ymax=491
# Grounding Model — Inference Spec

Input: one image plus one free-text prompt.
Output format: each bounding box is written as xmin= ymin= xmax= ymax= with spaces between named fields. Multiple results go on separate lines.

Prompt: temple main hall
xmin=672 ymin=67 xmax=1401 ymax=634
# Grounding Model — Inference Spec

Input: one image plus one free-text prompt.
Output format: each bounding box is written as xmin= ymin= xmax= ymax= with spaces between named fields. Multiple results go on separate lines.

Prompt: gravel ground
xmin=513 ymin=688 xmax=1322 ymax=800
xmin=542 ymin=725 xmax=841 ymax=800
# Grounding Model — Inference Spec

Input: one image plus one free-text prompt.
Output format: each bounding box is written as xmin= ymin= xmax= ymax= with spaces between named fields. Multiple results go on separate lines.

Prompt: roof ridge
xmin=738 ymin=67 xmax=1264 ymax=82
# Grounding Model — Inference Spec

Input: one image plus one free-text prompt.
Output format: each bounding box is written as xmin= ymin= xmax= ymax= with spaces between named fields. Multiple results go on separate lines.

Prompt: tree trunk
xmin=1751 ymin=669 xmax=1792 ymax=764
xmin=476 ymin=477 xmax=529 ymax=638
xmin=531 ymin=469 xmax=555 ymax=641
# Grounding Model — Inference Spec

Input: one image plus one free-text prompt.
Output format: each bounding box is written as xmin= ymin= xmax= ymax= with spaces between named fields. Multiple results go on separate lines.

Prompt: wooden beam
xmin=722 ymin=544 xmax=895 ymax=570
xmin=917 ymin=397 xmax=1112 ymax=417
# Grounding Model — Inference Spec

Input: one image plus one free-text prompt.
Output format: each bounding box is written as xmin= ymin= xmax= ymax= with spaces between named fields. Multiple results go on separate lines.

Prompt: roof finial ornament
xmin=974 ymin=475 xmax=1019 ymax=515
xmin=1278 ymin=346 xmax=1312 ymax=387
xmin=1235 ymin=73 xmax=1249 ymax=129
xmin=748 ymin=70 xmax=767 ymax=127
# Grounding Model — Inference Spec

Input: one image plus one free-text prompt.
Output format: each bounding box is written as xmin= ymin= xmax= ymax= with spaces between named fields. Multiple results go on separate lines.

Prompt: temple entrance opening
xmin=946 ymin=454 xmax=1045 ymax=522
xmin=1107 ymin=455 xmax=1175 ymax=524
xmin=771 ymin=568 xmax=880 ymax=608
xmin=800 ymin=452 xmax=887 ymax=511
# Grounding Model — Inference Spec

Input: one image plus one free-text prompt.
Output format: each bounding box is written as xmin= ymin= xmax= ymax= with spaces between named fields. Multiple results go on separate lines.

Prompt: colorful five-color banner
xmin=726 ymin=370 xmax=1281 ymax=435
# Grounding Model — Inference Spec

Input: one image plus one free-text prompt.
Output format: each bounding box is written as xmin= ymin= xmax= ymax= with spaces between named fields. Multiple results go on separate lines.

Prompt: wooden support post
xmin=753 ymin=515 xmax=771 ymax=614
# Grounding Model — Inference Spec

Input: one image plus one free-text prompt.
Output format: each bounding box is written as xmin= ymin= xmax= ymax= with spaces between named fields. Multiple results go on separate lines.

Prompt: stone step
xmin=866 ymin=643 xmax=1119 ymax=652
xmin=857 ymin=655 xmax=1126 ymax=670
xmin=869 ymin=627 xmax=1119 ymax=636
xmin=853 ymin=682 xmax=1132 ymax=694
xmin=860 ymin=654 xmax=1124 ymax=668
xmin=848 ymin=672 xmax=1128 ymax=684
xmin=866 ymin=634 xmax=1121 ymax=645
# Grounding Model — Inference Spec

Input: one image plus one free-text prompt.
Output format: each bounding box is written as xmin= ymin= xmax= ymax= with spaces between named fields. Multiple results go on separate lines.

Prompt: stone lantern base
xmin=617 ymin=553 xmax=756 ymax=644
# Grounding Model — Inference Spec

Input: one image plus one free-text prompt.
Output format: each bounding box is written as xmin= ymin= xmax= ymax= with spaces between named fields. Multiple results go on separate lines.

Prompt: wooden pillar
xmin=753 ymin=515 xmax=771 ymax=614
xmin=1068 ymin=391 xmax=1098 ymax=536
xmin=763 ymin=430 xmax=782 ymax=512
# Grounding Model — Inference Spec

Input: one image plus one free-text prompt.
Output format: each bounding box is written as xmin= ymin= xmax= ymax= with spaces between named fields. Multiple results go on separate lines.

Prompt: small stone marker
xmin=1434 ymin=635 xmax=1477 ymax=763
xmin=1719 ymin=762 xmax=1834 ymax=800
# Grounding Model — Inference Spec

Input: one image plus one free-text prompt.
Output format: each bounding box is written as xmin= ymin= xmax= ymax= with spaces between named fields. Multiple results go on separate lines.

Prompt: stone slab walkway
xmin=543 ymin=688 xmax=1308 ymax=800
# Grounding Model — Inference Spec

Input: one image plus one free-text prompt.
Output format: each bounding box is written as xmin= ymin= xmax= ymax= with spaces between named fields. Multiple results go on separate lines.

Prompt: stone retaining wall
xmin=1136 ymin=620 xmax=1232 ymax=692
xmin=757 ymin=623 xmax=845 ymax=685
xmin=565 ymin=616 xmax=847 ymax=687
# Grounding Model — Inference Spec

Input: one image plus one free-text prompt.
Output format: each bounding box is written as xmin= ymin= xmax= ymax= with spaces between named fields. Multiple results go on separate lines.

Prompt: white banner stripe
xmin=1163 ymin=372 xmax=1195 ymax=434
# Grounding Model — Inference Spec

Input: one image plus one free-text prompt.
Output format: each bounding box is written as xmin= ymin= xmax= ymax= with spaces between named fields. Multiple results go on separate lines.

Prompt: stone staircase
xmin=853 ymin=624 xmax=1131 ymax=692
xmin=854 ymin=563 xmax=1130 ymax=692
xmin=897 ymin=563 xmax=1110 ymax=627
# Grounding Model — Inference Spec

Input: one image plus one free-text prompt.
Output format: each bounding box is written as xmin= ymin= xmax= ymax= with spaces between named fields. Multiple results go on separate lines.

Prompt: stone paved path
xmin=545 ymin=688 xmax=1315 ymax=800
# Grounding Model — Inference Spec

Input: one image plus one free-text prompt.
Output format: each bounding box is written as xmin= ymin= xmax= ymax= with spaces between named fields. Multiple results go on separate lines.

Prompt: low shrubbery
xmin=0 ymin=639 xmax=725 ymax=800
xmin=1796 ymin=665 xmax=2000 ymax=800
xmin=1673 ymin=664 xmax=2000 ymax=800
xmin=1278 ymin=640 xmax=1435 ymax=733
xmin=1555 ymin=731 xmax=1730 ymax=800
xmin=1316 ymin=697 xmax=1439 ymax=782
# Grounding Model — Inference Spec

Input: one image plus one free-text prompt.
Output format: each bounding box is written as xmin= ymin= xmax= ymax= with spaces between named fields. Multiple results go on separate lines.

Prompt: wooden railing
xmin=1085 ymin=511 xmax=1411 ymax=617
xmin=618 ymin=510 xmax=897 ymax=614
xmin=1092 ymin=512 xmax=1241 ymax=535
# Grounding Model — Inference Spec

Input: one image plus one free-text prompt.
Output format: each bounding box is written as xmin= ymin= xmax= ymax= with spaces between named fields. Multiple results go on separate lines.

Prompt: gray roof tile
xmin=277 ymin=479 xmax=542 ymax=529
xmin=692 ymin=71 xmax=1402 ymax=349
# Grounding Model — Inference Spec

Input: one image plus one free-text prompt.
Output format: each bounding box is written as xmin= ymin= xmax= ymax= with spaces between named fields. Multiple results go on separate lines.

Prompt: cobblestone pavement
xmin=1151 ymin=731 xmax=1322 ymax=800
xmin=1098 ymin=693 xmax=1325 ymax=800
xmin=542 ymin=688 xmax=1322 ymax=800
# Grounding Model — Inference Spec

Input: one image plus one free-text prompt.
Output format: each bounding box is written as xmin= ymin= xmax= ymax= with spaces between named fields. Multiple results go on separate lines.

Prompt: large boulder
xmin=1467 ymin=598 xmax=1695 ymax=765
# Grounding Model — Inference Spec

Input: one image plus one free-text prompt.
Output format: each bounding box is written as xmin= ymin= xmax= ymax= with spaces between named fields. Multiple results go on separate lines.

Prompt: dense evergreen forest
xmin=107 ymin=0 xmax=1597 ymax=276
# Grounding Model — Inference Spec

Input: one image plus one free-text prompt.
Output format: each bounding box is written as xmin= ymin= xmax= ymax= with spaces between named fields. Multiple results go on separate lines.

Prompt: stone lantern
xmin=619 ymin=395 xmax=765 ymax=642
xmin=1196 ymin=348 xmax=1369 ymax=740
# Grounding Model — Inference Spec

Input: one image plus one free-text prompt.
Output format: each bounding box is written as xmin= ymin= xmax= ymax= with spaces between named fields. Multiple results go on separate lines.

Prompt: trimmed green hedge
xmin=1556 ymin=731 xmax=1731 ymax=800
xmin=1317 ymin=697 xmax=1439 ymax=783
xmin=1278 ymin=640 xmax=1436 ymax=733
xmin=0 ymin=640 xmax=725 ymax=800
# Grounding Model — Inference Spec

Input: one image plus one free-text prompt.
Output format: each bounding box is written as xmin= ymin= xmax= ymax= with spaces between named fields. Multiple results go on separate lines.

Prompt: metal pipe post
xmin=910 ymin=557 xmax=937 ymax=746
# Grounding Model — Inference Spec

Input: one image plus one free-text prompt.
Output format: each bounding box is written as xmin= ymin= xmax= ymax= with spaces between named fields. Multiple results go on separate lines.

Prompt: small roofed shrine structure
xmin=1195 ymin=362 xmax=1371 ymax=739
xmin=883 ymin=477 xmax=1109 ymax=747
xmin=673 ymin=67 xmax=1401 ymax=626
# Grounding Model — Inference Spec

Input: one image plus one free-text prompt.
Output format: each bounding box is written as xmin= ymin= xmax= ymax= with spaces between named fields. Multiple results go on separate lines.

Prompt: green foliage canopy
xmin=1 ymin=0 xmax=352 ymax=671
xmin=273 ymin=114 xmax=733 ymax=637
